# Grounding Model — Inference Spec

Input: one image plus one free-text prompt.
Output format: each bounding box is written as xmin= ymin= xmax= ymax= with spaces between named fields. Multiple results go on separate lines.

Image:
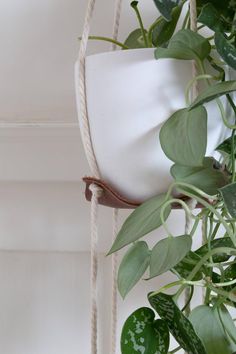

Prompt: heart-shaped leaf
xmin=215 ymin=31 xmax=236 ymax=70
xmin=160 ymin=106 xmax=207 ymax=167
xmin=151 ymin=6 xmax=181 ymax=47
xmin=197 ymin=0 xmax=236 ymax=31
xmin=152 ymin=0 xmax=181 ymax=21
xmin=189 ymin=305 xmax=232 ymax=354
xmin=216 ymin=304 xmax=236 ymax=351
xmin=124 ymin=28 xmax=147 ymax=49
xmin=108 ymin=193 xmax=171 ymax=254
xmin=150 ymin=235 xmax=192 ymax=278
xmin=118 ymin=241 xmax=150 ymax=298
xmin=173 ymin=251 xmax=203 ymax=280
xmin=190 ymin=81 xmax=236 ymax=109
xmin=220 ymin=183 xmax=236 ymax=218
xmin=171 ymin=157 xmax=229 ymax=195
xmin=121 ymin=307 xmax=169 ymax=354
xmin=217 ymin=136 xmax=236 ymax=157
xmin=196 ymin=237 xmax=234 ymax=263
xmin=149 ymin=293 xmax=206 ymax=354
xmin=198 ymin=3 xmax=225 ymax=32
xmin=155 ymin=29 xmax=211 ymax=61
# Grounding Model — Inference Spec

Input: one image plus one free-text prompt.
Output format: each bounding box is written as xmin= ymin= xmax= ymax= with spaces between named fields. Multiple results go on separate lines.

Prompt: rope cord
xmin=184 ymin=3 xmax=198 ymax=354
xmin=111 ymin=209 xmax=119 ymax=354
xmin=89 ymin=184 xmax=103 ymax=354
xmin=78 ymin=0 xmax=123 ymax=353
xmin=77 ymin=0 xmax=100 ymax=178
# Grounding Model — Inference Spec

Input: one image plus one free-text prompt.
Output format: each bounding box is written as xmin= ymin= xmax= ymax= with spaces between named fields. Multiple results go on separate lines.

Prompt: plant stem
xmin=176 ymin=187 xmax=236 ymax=246
xmin=80 ymin=36 xmax=129 ymax=49
xmin=185 ymin=74 xmax=214 ymax=105
xmin=168 ymin=346 xmax=182 ymax=354
xmin=131 ymin=1 xmax=149 ymax=47
xmin=147 ymin=16 xmax=162 ymax=46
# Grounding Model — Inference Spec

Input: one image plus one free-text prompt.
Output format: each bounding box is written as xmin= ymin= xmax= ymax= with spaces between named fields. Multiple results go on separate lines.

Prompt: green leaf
xmin=171 ymin=157 xmax=229 ymax=195
xmin=198 ymin=3 xmax=225 ymax=32
xmin=160 ymin=106 xmax=207 ymax=167
xmin=152 ymin=0 xmax=181 ymax=21
xmin=220 ymin=183 xmax=236 ymax=218
xmin=108 ymin=193 xmax=171 ymax=254
xmin=118 ymin=241 xmax=150 ymax=298
xmin=189 ymin=305 xmax=232 ymax=354
xmin=190 ymin=81 xmax=236 ymax=109
xmin=150 ymin=235 xmax=192 ymax=278
xmin=173 ymin=251 xmax=203 ymax=280
xmin=155 ymin=29 xmax=211 ymax=61
xmin=224 ymin=263 xmax=236 ymax=279
xmin=196 ymin=237 xmax=234 ymax=263
xmin=197 ymin=0 xmax=236 ymax=29
xmin=149 ymin=293 xmax=206 ymax=354
xmin=215 ymin=31 xmax=236 ymax=70
xmin=216 ymin=304 xmax=236 ymax=350
xmin=121 ymin=307 xmax=169 ymax=354
xmin=217 ymin=136 xmax=236 ymax=157
xmin=124 ymin=28 xmax=148 ymax=49
xmin=151 ymin=6 xmax=181 ymax=47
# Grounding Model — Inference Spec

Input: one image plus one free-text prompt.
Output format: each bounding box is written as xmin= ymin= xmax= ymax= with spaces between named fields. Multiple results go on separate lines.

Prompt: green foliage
xmin=118 ymin=241 xmax=150 ymax=298
xmin=215 ymin=31 xmax=236 ymax=70
xmin=220 ymin=182 xmax=236 ymax=218
xmin=217 ymin=136 xmax=236 ymax=157
xmin=160 ymin=106 xmax=207 ymax=167
xmin=189 ymin=305 xmax=232 ymax=354
xmin=171 ymin=157 xmax=229 ymax=195
xmin=149 ymin=293 xmax=207 ymax=354
xmin=121 ymin=307 xmax=169 ymax=354
xmin=155 ymin=29 xmax=211 ymax=61
xmin=196 ymin=237 xmax=234 ymax=262
xmin=197 ymin=0 xmax=236 ymax=32
xmin=152 ymin=0 xmax=181 ymax=21
xmin=108 ymin=193 xmax=171 ymax=254
xmin=124 ymin=29 xmax=148 ymax=48
xmin=97 ymin=1 xmax=236 ymax=352
xmin=151 ymin=6 xmax=181 ymax=47
xmin=149 ymin=235 xmax=192 ymax=278
xmin=190 ymin=81 xmax=236 ymax=108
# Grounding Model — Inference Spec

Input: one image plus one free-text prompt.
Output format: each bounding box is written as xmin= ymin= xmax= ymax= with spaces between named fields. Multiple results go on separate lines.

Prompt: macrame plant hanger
xmin=77 ymin=0 xmax=123 ymax=353
xmin=76 ymin=0 xmax=199 ymax=353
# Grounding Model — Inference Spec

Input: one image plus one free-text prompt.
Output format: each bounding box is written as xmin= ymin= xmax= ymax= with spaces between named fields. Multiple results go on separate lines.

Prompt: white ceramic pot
xmin=75 ymin=48 xmax=228 ymax=202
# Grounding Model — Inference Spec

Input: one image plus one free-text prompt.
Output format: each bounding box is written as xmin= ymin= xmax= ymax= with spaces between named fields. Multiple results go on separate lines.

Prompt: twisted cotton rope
xmin=78 ymin=0 xmax=123 ymax=352
xmin=111 ymin=0 xmax=123 ymax=50
xmin=89 ymin=184 xmax=103 ymax=354
xmin=184 ymin=3 xmax=198 ymax=354
xmin=110 ymin=2 xmax=123 ymax=352
xmin=78 ymin=0 xmax=100 ymax=178
xmin=111 ymin=208 xmax=119 ymax=354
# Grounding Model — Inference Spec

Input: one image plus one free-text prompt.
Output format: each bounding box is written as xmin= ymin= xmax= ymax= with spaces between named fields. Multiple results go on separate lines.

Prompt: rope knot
xmin=89 ymin=183 xmax=103 ymax=199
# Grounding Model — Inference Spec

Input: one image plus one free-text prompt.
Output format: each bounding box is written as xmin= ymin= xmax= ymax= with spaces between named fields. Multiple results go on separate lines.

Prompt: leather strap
xmin=83 ymin=177 xmax=203 ymax=209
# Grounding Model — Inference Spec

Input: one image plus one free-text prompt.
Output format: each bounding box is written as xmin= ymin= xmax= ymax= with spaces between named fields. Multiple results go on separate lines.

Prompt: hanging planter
xmin=76 ymin=1 xmax=236 ymax=354
xmin=75 ymin=47 xmax=228 ymax=202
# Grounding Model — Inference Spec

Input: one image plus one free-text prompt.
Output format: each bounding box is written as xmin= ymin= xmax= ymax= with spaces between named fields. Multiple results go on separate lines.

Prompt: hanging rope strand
xmin=184 ymin=198 xmax=197 ymax=318
xmin=184 ymin=3 xmax=198 ymax=349
xmin=89 ymin=184 xmax=103 ymax=354
xmin=111 ymin=0 xmax=123 ymax=50
xmin=77 ymin=0 xmax=100 ymax=178
xmin=190 ymin=0 xmax=199 ymax=100
xmin=111 ymin=209 xmax=119 ymax=354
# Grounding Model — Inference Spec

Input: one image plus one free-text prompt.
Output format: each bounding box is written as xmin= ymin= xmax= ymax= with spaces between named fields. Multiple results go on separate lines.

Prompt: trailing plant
xmin=100 ymin=1 xmax=236 ymax=353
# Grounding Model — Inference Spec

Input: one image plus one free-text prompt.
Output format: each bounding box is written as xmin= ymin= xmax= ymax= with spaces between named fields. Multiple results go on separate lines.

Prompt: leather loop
xmin=83 ymin=177 xmax=204 ymax=209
